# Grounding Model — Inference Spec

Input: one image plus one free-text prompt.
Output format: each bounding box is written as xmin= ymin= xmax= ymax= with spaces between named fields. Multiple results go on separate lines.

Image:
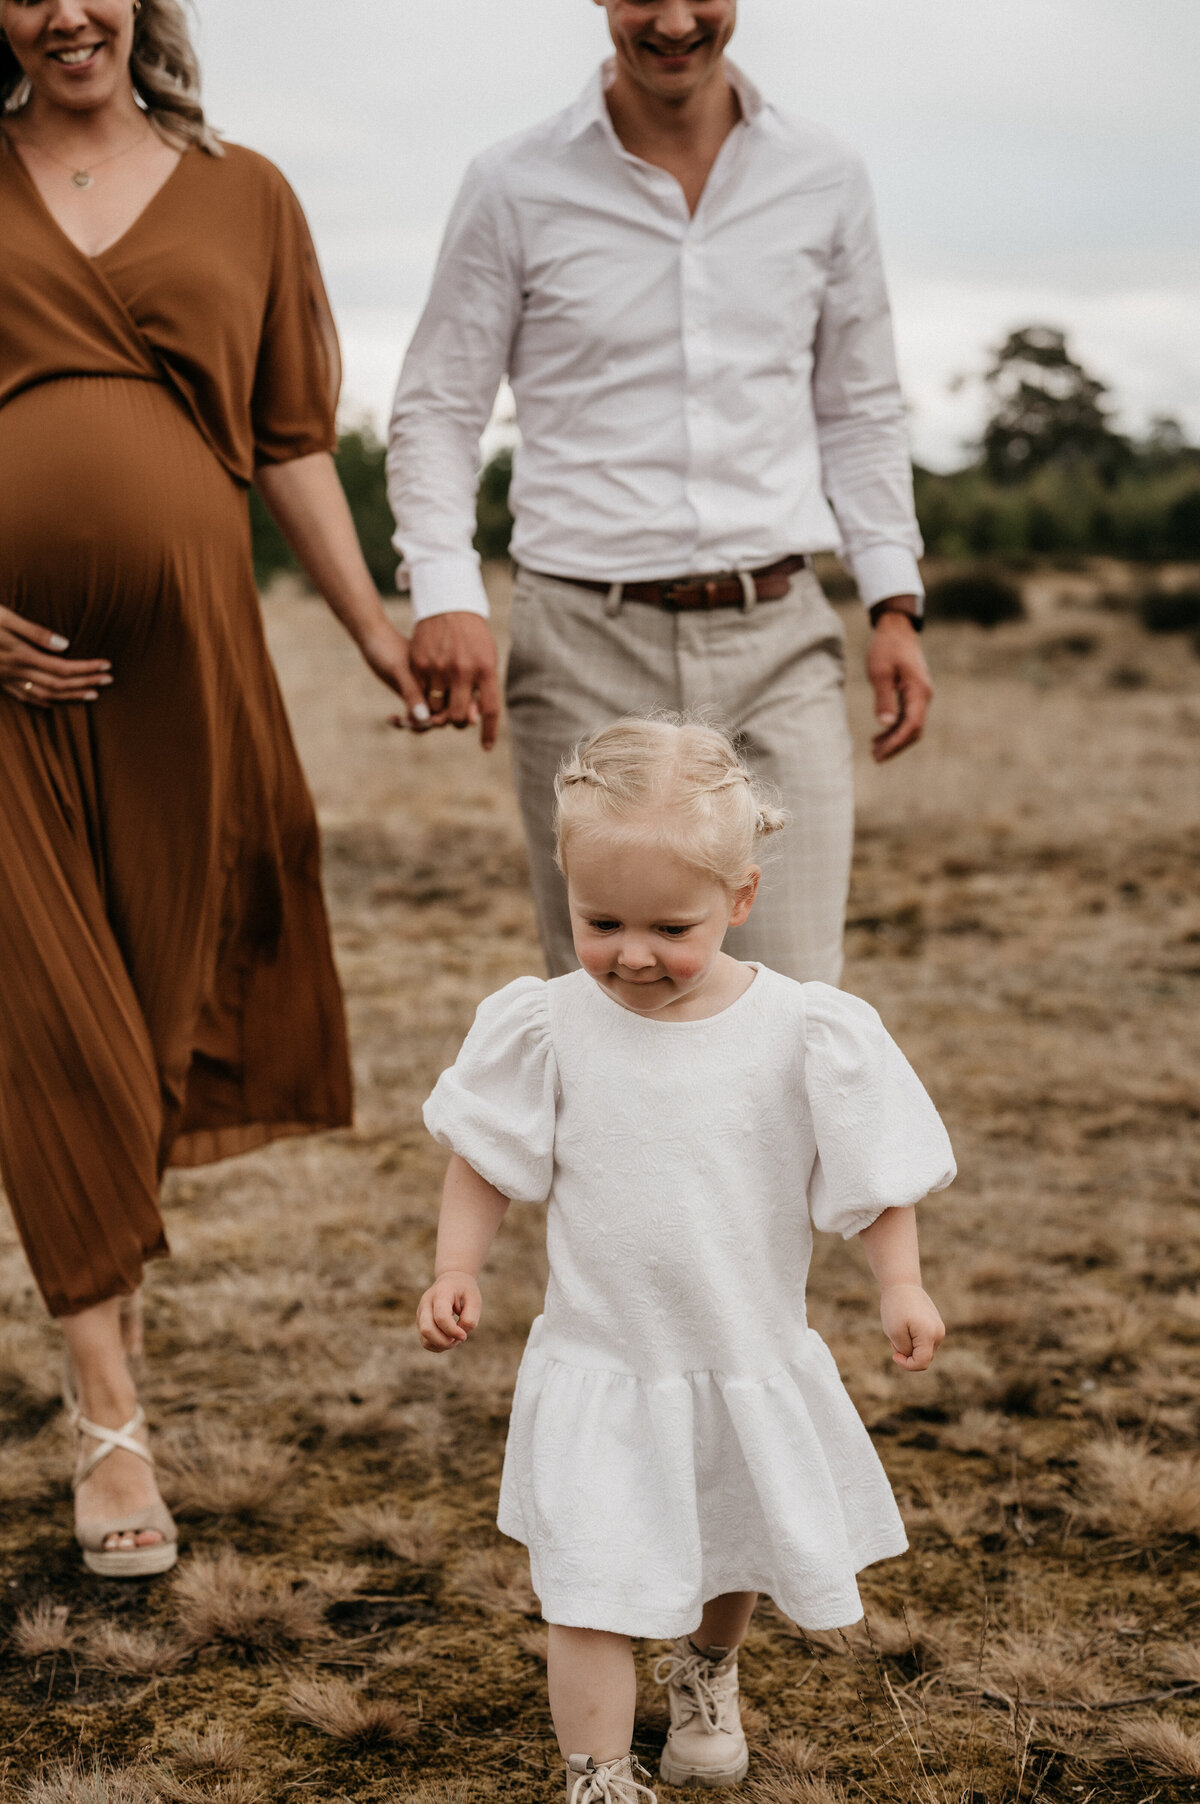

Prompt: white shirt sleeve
xmin=812 ymin=159 xmax=925 ymax=610
xmin=386 ymin=159 xmax=524 ymax=622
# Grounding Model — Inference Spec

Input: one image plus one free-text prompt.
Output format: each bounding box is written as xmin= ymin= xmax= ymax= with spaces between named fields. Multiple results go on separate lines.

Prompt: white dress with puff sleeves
xmin=423 ymin=964 xmax=955 ymax=1638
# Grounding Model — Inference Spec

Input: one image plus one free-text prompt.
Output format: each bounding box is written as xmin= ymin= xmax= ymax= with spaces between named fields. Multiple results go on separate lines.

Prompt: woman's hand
xmin=417 ymin=1270 xmax=483 ymax=1352
xmin=356 ymin=617 xmax=437 ymax=731
xmin=880 ymin=1282 xmax=945 ymax=1372
xmin=253 ymin=454 xmax=435 ymax=730
xmin=0 ymin=606 xmax=112 ymax=708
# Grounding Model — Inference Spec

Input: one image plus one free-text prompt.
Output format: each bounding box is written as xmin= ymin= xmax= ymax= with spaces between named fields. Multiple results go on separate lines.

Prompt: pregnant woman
xmin=0 ymin=0 xmax=430 ymax=1576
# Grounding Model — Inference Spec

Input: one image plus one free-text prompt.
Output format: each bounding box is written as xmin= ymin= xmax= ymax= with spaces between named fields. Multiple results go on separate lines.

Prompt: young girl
xmin=418 ymin=719 xmax=955 ymax=1804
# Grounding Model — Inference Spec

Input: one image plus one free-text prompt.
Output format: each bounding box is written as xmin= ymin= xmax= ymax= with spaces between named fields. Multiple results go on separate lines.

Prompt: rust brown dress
xmin=0 ymin=137 xmax=353 ymax=1317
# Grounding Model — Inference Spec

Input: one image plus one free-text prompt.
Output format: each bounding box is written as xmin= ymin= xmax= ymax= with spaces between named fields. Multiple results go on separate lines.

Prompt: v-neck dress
xmin=0 ymin=137 xmax=352 ymax=1317
xmin=425 ymin=966 xmax=956 ymax=1637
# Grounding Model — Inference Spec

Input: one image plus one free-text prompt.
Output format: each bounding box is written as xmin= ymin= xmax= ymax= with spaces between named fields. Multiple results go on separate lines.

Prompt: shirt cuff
xmin=406 ymin=557 xmax=492 ymax=623
xmin=850 ymin=546 xmax=925 ymax=612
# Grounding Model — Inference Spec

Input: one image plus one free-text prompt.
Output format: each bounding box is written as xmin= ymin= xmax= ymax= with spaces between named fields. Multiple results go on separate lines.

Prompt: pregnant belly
xmin=0 ymin=375 xmax=247 ymax=659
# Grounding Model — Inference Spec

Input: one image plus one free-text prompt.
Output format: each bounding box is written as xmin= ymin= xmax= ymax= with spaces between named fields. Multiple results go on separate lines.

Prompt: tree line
xmin=250 ymin=326 xmax=1200 ymax=591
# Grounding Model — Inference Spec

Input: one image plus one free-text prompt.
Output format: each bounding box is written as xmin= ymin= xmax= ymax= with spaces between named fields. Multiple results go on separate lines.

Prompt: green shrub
xmin=474 ymin=448 xmax=514 ymax=562
xmin=924 ymin=570 xmax=1025 ymax=627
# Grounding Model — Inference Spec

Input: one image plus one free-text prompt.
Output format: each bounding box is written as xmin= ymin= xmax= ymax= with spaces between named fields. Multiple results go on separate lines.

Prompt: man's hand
xmin=866 ymin=606 xmax=933 ymax=763
xmin=880 ymin=1282 xmax=945 ymax=1372
xmin=409 ymin=612 xmax=501 ymax=750
xmin=417 ymin=1270 xmax=483 ymax=1352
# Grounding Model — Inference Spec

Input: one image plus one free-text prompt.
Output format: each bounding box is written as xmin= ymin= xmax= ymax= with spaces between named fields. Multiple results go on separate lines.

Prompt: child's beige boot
xmin=653 ymin=1639 xmax=749 ymax=1788
xmin=565 ymin=1753 xmax=658 ymax=1802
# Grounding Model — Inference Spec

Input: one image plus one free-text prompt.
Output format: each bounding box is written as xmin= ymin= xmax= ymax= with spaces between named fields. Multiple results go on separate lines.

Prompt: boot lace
xmin=568 ymin=1755 xmax=657 ymax=1803
xmin=653 ymin=1646 xmax=734 ymax=1733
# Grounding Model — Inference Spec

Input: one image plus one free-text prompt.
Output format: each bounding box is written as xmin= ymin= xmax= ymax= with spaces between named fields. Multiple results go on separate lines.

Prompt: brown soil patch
xmin=2 ymin=566 xmax=1199 ymax=1801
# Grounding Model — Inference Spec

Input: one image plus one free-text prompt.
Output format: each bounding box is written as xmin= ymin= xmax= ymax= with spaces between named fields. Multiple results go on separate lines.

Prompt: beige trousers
xmin=505 ymin=564 xmax=854 ymax=984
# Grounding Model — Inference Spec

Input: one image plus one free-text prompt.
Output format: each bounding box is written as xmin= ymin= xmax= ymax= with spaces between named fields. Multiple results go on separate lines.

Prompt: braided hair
xmin=554 ymin=716 xmax=787 ymax=890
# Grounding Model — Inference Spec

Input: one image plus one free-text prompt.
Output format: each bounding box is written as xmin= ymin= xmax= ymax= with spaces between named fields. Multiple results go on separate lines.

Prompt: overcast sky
xmin=192 ymin=0 xmax=1199 ymax=469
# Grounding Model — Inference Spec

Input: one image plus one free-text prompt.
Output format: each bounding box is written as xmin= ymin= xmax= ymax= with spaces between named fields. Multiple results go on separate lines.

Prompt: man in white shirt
xmin=388 ymin=0 xmax=933 ymax=986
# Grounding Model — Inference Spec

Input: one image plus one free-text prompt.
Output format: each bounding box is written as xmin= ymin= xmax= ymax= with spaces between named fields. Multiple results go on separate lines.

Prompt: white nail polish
xmin=49 ymin=634 xmax=70 ymax=652
xmin=412 ymin=702 xmax=431 ymax=723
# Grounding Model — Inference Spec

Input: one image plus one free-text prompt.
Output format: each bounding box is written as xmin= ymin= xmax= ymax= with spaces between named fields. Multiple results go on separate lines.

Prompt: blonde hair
xmin=1 ymin=0 xmax=222 ymax=155
xmin=554 ymin=716 xmax=788 ymax=891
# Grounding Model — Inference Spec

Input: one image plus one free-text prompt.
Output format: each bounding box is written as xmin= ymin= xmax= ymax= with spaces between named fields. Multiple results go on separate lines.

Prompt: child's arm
xmin=417 ymin=1154 xmax=510 ymax=1353
xmin=857 ymin=1205 xmax=945 ymax=1373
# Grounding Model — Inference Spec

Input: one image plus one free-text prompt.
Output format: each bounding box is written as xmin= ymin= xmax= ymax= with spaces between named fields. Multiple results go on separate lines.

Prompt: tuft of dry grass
xmin=299 ymin=1558 xmax=371 ymax=1602
xmin=336 ymin=1501 xmax=442 ymax=1565
xmin=170 ymin=1549 xmax=329 ymax=1660
xmin=1102 ymin=1714 xmax=1200 ymax=1778
xmin=83 ymin=1622 xmax=187 ymax=1676
xmin=159 ymin=1424 xmax=299 ymax=1520
xmin=1161 ymin=1641 xmax=1200 ymax=1686
xmin=762 ymin=1733 xmax=827 ymax=1775
xmin=161 ymin=1724 xmax=247 ymax=1774
xmin=977 ymin=1618 xmax=1112 ymax=1705
xmin=747 ymin=1771 xmax=848 ymax=1804
xmin=449 ymin=1543 xmax=538 ymax=1617
xmin=1075 ymin=1435 xmax=1200 ymax=1543
xmin=148 ymin=1774 xmax=265 ymax=1804
xmin=11 ymin=1600 xmax=74 ymax=1659
xmin=18 ymin=1766 xmax=158 ymax=1804
xmin=287 ymin=1675 xmax=419 ymax=1746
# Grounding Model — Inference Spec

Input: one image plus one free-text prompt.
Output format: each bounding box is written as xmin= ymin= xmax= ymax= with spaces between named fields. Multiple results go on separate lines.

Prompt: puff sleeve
xmin=422 ymin=977 xmax=558 ymax=1203
xmin=803 ymin=983 xmax=955 ymax=1239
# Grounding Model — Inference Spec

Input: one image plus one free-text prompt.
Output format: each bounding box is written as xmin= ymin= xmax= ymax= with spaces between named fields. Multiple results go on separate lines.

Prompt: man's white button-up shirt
xmin=388 ymin=62 xmax=923 ymax=622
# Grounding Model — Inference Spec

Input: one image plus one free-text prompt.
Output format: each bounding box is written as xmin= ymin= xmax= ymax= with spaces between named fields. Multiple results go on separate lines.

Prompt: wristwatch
xmin=869 ymin=598 xmax=924 ymax=632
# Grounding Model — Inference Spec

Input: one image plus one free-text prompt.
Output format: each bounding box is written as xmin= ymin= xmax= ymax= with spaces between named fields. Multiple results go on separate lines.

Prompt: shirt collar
xmin=565 ymin=55 xmax=766 ymax=144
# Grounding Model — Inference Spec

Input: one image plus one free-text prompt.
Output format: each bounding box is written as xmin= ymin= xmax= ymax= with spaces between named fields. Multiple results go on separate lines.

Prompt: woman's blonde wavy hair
xmin=1 ymin=0 xmax=222 ymax=154
xmin=554 ymin=715 xmax=788 ymax=892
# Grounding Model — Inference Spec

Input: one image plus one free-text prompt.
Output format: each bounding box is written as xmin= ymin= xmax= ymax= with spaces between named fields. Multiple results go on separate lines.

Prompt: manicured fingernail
xmin=412 ymin=701 xmax=430 ymax=723
xmin=99 ymin=675 xmax=114 ymax=685
xmin=85 ymin=691 xmax=99 ymax=701
xmin=49 ymin=634 xmax=69 ymax=652
xmin=877 ymin=713 xmax=897 ymax=728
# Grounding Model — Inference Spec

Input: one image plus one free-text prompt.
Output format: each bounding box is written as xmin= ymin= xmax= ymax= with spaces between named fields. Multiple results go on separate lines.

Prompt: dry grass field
xmin=1 ymin=561 xmax=1199 ymax=1803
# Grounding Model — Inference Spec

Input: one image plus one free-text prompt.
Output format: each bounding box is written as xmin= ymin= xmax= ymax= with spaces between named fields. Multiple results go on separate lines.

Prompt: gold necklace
xmin=25 ymin=121 xmax=154 ymax=189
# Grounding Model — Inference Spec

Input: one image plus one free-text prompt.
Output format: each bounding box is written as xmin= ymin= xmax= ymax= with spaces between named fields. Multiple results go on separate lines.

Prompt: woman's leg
xmin=62 ymin=1297 xmax=167 ymax=1551
xmin=547 ymin=1625 xmax=637 ymax=1763
xmin=695 ymin=1590 xmax=758 ymax=1651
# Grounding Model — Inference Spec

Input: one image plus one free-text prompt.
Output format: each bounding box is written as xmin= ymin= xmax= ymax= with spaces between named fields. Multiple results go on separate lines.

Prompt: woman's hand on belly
xmin=0 ymin=606 xmax=113 ymax=709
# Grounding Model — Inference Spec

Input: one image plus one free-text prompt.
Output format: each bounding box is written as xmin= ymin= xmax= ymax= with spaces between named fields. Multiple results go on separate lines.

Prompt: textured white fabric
xmin=423 ymin=965 xmax=955 ymax=1638
xmin=388 ymin=61 xmax=924 ymax=621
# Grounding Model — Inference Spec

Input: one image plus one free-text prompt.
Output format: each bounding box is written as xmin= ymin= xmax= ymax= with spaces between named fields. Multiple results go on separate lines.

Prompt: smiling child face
xmin=566 ymin=829 xmax=757 ymax=1020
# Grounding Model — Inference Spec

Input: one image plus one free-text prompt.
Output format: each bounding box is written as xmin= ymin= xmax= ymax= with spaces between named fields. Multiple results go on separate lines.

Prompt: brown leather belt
xmin=532 ymin=553 xmax=811 ymax=612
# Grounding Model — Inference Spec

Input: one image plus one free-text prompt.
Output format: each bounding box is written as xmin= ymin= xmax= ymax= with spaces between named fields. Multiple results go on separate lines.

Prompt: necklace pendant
xmin=71 ymin=170 xmax=94 ymax=190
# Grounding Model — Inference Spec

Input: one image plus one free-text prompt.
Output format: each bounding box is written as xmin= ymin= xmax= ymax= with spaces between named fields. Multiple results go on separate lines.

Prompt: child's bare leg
xmin=547 ymin=1624 xmax=637 ymax=1762
xmin=695 ymin=1589 xmax=757 ymax=1650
